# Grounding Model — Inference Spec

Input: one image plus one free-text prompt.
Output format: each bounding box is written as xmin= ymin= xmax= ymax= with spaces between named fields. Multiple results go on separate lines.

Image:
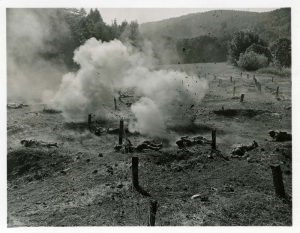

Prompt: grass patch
xmin=257 ymin=66 xmax=291 ymax=77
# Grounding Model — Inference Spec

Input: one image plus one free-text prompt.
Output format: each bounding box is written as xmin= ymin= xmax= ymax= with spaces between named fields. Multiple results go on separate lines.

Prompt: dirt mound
xmin=7 ymin=148 xmax=71 ymax=181
xmin=213 ymin=109 xmax=268 ymax=117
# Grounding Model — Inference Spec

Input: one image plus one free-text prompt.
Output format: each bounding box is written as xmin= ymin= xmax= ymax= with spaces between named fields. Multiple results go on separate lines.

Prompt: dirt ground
xmin=7 ymin=62 xmax=292 ymax=226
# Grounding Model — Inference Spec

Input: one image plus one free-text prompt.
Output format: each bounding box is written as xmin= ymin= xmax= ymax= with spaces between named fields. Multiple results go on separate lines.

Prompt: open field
xmin=7 ymin=62 xmax=292 ymax=226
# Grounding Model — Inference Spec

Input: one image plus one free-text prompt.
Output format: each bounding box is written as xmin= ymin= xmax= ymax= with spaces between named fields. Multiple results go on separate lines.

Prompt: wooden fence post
xmin=240 ymin=94 xmax=245 ymax=102
xmin=88 ymin=114 xmax=92 ymax=130
xmin=132 ymin=156 xmax=139 ymax=189
xmin=211 ymin=129 xmax=216 ymax=150
xmin=148 ymin=200 xmax=158 ymax=226
xmin=119 ymin=118 xmax=124 ymax=145
xmin=270 ymin=165 xmax=286 ymax=198
xmin=114 ymin=97 xmax=117 ymax=110
xmin=276 ymin=86 xmax=279 ymax=97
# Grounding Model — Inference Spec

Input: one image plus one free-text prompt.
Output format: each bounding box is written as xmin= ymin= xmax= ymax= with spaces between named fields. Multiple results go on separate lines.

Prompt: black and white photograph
xmin=1 ymin=0 xmax=299 ymax=230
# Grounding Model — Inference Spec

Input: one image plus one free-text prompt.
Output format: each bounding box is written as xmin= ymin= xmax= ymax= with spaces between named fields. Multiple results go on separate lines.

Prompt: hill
xmin=140 ymin=8 xmax=290 ymax=43
xmin=140 ymin=8 xmax=290 ymax=64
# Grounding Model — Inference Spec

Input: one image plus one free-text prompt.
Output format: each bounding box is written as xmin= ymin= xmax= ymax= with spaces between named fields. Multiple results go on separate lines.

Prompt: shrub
xmin=237 ymin=51 xmax=268 ymax=71
xmin=245 ymin=44 xmax=272 ymax=63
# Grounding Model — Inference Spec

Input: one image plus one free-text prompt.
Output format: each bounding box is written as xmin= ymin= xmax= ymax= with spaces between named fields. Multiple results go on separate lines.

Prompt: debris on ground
xmin=21 ymin=139 xmax=58 ymax=148
xmin=7 ymin=103 xmax=28 ymax=109
xmin=191 ymin=192 xmax=209 ymax=202
xmin=231 ymin=141 xmax=258 ymax=157
xmin=114 ymin=139 xmax=162 ymax=153
xmin=176 ymin=135 xmax=210 ymax=148
xmin=42 ymin=108 xmax=62 ymax=114
xmin=269 ymin=130 xmax=292 ymax=142
xmin=135 ymin=140 xmax=163 ymax=152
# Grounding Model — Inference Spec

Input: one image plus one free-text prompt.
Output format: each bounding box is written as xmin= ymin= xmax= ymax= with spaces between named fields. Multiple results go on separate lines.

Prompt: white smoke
xmin=7 ymin=9 xmax=69 ymax=102
xmin=51 ymin=38 xmax=208 ymax=138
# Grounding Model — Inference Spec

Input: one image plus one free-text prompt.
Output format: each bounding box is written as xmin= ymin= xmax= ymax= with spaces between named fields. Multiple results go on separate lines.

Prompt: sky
xmin=97 ymin=8 xmax=276 ymax=24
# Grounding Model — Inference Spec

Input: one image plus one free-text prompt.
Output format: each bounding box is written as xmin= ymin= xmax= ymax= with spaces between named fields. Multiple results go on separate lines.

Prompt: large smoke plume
xmin=50 ymin=38 xmax=208 ymax=138
xmin=7 ymin=9 xmax=69 ymax=102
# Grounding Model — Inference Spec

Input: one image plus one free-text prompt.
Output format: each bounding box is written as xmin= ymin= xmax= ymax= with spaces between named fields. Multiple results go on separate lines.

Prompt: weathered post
xmin=230 ymin=76 xmax=233 ymax=82
xmin=88 ymin=114 xmax=92 ymax=130
xmin=211 ymin=129 xmax=216 ymax=150
xmin=240 ymin=94 xmax=245 ymax=102
xmin=276 ymin=86 xmax=279 ymax=97
xmin=272 ymin=77 xmax=274 ymax=82
xmin=233 ymin=86 xmax=236 ymax=97
xmin=270 ymin=164 xmax=286 ymax=198
xmin=132 ymin=156 xmax=139 ymax=189
xmin=114 ymin=97 xmax=117 ymax=110
xmin=240 ymin=72 xmax=242 ymax=78
xmin=257 ymin=82 xmax=261 ymax=93
xmin=119 ymin=118 xmax=124 ymax=145
xmin=148 ymin=200 xmax=158 ymax=226
xmin=247 ymin=74 xmax=249 ymax=79
xmin=218 ymin=79 xmax=221 ymax=86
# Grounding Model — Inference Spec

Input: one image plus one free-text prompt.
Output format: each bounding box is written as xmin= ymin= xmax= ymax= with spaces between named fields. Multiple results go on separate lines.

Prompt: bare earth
xmin=7 ymin=63 xmax=292 ymax=226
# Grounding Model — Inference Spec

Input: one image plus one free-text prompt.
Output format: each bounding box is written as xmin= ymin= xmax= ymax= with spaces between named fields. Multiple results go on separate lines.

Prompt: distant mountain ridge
xmin=140 ymin=8 xmax=290 ymax=43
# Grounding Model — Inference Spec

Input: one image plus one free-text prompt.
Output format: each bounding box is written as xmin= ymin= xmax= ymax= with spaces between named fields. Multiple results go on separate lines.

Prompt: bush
xmin=245 ymin=44 xmax=272 ymax=63
xmin=237 ymin=51 xmax=268 ymax=71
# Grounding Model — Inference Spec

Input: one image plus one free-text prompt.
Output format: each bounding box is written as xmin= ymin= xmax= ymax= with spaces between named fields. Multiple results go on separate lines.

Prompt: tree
xmin=120 ymin=21 xmax=142 ymax=47
xmin=228 ymin=31 xmax=267 ymax=65
xmin=269 ymin=38 xmax=291 ymax=67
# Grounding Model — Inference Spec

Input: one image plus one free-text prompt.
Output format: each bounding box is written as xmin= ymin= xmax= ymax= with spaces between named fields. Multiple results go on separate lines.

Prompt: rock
xmin=98 ymin=153 xmax=103 ymax=157
xmin=86 ymin=158 xmax=90 ymax=163
xmin=92 ymin=170 xmax=98 ymax=174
